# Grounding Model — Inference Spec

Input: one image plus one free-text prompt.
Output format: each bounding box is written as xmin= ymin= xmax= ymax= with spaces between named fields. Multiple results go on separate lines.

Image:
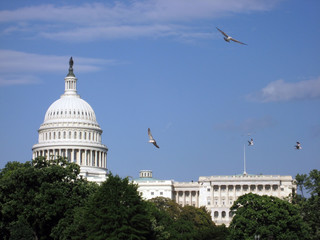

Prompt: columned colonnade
xmin=206 ymin=182 xmax=282 ymax=225
xmin=174 ymin=190 xmax=200 ymax=207
xmin=33 ymin=147 xmax=107 ymax=168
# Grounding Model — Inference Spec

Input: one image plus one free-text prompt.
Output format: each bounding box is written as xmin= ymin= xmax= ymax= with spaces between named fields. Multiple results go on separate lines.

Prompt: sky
xmin=0 ymin=0 xmax=319 ymax=182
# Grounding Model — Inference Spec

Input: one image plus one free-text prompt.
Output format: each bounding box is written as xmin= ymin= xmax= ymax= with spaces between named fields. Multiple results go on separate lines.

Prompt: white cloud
xmin=0 ymin=75 xmax=40 ymax=86
xmin=0 ymin=0 xmax=281 ymax=41
xmin=0 ymin=50 xmax=116 ymax=86
xmin=247 ymin=77 xmax=320 ymax=102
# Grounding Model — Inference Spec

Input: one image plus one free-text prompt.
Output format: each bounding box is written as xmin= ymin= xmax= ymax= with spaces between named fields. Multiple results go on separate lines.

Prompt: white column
xmin=71 ymin=149 xmax=74 ymax=162
xmin=218 ymin=185 xmax=221 ymax=206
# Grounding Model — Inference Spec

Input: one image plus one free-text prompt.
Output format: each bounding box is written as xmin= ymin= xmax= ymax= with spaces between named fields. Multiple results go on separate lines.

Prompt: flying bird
xmin=248 ymin=138 xmax=254 ymax=146
xmin=216 ymin=27 xmax=247 ymax=45
xmin=148 ymin=128 xmax=159 ymax=148
xmin=295 ymin=141 xmax=302 ymax=150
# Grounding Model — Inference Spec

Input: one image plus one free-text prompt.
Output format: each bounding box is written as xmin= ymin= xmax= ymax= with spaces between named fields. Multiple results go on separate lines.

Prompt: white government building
xmin=32 ymin=58 xmax=296 ymax=225
xmin=134 ymin=170 xmax=295 ymax=226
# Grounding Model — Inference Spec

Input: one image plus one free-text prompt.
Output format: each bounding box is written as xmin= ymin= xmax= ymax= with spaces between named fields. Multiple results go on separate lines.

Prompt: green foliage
xmin=68 ymin=172 xmax=152 ymax=240
xmin=0 ymin=157 xmax=96 ymax=240
xmin=294 ymin=169 xmax=320 ymax=240
xmin=228 ymin=193 xmax=309 ymax=240
xmin=148 ymin=197 xmax=228 ymax=240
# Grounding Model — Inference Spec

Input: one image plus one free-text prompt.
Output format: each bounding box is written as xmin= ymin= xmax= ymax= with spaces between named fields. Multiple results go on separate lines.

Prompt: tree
xmin=70 ymin=173 xmax=152 ymax=240
xmin=148 ymin=197 xmax=228 ymax=240
xmin=294 ymin=169 xmax=320 ymax=240
xmin=228 ymin=193 xmax=310 ymax=240
xmin=0 ymin=157 xmax=96 ymax=240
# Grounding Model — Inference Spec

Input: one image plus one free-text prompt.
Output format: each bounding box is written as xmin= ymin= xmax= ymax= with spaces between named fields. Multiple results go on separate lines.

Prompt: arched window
xmin=222 ymin=211 xmax=226 ymax=218
xmin=214 ymin=211 xmax=219 ymax=218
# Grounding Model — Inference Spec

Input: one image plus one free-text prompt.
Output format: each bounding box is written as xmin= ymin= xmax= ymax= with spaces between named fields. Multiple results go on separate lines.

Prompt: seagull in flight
xmin=148 ymin=128 xmax=159 ymax=148
xmin=216 ymin=27 xmax=247 ymax=45
xmin=248 ymin=138 xmax=254 ymax=146
xmin=295 ymin=141 xmax=302 ymax=150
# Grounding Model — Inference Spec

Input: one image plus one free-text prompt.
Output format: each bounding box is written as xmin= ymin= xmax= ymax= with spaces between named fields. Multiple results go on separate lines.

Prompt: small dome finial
xmin=67 ymin=57 xmax=75 ymax=77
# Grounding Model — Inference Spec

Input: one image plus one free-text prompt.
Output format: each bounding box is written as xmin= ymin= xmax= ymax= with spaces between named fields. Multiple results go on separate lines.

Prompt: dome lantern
xmin=64 ymin=57 xmax=78 ymax=96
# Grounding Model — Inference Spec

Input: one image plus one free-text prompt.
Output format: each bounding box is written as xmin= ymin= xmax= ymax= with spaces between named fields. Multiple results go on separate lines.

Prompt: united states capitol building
xmin=32 ymin=58 xmax=296 ymax=225
xmin=134 ymin=170 xmax=295 ymax=226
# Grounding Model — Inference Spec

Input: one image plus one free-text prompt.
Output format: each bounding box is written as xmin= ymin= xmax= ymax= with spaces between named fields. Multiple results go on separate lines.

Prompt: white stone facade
xmin=134 ymin=170 xmax=174 ymax=199
xmin=32 ymin=59 xmax=108 ymax=183
xmin=134 ymin=170 xmax=295 ymax=226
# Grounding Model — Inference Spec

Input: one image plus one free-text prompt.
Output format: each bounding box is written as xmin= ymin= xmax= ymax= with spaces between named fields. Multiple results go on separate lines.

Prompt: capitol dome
xmin=32 ymin=58 xmax=108 ymax=183
xmin=44 ymin=97 xmax=97 ymax=124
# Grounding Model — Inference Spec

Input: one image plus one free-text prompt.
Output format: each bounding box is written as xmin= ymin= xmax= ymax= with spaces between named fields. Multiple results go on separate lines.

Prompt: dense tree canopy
xmin=0 ymin=157 xmax=97 ymax=240
xmin=295 ymin=169 xmax=320 ymax=240
xmin=66 ymin=173 xmax=153 ymax=240
xmin=228 ymin=193 xmax=310 ymax=240
xmin=148 ymin=197 xmax=229 ymax=240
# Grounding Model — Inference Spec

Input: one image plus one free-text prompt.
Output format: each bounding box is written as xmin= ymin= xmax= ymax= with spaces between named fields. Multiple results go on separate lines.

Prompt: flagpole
xmin=243 ymin=143 xmax=247 ymax=175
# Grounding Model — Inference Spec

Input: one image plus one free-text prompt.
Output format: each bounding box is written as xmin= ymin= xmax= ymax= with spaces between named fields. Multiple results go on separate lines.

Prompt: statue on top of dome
xmin=67 ymin=57 xmax=75 ymax=77
xmin=69 ymin=57 xmax=73 ymax=69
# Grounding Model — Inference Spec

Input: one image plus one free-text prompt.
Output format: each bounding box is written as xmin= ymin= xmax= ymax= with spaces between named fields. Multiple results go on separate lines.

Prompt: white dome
xmin=43 ymin=95 xmax=98 ymax=125
xmin=33 ymin=58 xmax=108 ymax=183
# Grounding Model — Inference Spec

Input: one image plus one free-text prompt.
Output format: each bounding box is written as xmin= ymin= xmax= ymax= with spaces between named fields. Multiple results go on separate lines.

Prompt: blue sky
xmin=0 ymin=0 xmax=319 ymax=181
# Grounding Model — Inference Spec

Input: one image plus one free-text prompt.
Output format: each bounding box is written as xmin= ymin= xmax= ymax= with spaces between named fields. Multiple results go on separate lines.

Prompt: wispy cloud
xmin=214 ymin=116 xmax=277 ymax=133
xmin=0 ymin=75 xmax=40 ymax=86
xmin=0 ymin=0 xmax=281 ymax=42
xmin=0 ymin=50 xmax=116 ymax=86
xmin=247 ymin=77 xmax=320 ymax=102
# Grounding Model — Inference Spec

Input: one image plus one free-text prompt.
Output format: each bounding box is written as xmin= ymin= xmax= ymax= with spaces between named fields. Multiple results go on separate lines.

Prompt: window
xmin=222 ymin=211 xmax=226 ymax=218
xmin=151 ymin=192 xmax=154 ymax=195
xmin=160 ymin=192 xmax=163 ymax=195
xmin=214 ymin=211 xmax=219 ymax=218
xmin=207 ymin=188 xmax=211 ymax=192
